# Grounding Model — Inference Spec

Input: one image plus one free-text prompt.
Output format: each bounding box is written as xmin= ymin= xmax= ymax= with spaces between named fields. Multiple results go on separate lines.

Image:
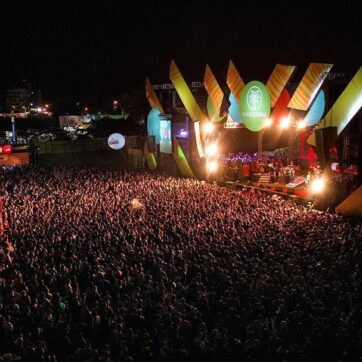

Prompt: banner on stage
xmin=160 ymin=120 xmax=172 ymax=154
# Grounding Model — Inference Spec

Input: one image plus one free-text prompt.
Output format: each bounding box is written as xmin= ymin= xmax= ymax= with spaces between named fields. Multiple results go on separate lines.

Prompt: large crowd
xmin=1 ymin=166 xmax=362 ymax=361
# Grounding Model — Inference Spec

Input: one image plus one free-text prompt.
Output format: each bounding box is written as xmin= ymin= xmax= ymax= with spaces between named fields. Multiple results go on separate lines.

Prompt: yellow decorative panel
xmin=172 ymin=137 xmax=195 ymax=178
xmin=308 ymin=67 xmax=362 ymax=146
xmin=170 ymin=60 xmax=206 ymax=122
xmin=288 ymin=63 xmax=333 ymax=111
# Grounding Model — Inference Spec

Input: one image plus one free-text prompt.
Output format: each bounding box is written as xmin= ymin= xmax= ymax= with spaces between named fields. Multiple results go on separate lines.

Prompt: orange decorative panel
xmin=226 ymin=60 xmax=245 ymax=101
xmin=204 ymin=64 xmax=227 ymax=116
xmin=266 ymin=64 xmax=296 ymax=107
xmin=145 ymin=78 xmax=164 ymax=112
xmin=288 ymin=63 xmax=333 ymax=111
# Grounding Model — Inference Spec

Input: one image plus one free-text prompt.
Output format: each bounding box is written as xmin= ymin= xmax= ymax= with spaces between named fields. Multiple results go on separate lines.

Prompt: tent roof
xmin=336 ymin=186 xmax=362 ymax=218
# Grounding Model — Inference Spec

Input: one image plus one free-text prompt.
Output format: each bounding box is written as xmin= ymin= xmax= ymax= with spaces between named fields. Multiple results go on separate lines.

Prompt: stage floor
xmin=218 ymin=177 xmax=312 ymax=202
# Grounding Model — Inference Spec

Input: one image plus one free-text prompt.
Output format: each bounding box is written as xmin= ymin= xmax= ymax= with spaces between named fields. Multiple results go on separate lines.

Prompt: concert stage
xmin=217 ymin=177 xmax=311 ymax=204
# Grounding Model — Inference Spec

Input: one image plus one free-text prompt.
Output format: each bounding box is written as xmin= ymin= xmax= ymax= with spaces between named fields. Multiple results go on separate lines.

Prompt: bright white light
xmin=297 ymin=119 xmax=306 ymax=129
xmin=206 ymin=143 xmax=218 ymax=156
xmin=204 ymin=122 xmax=215 ymax=134
xmin=280 ymin=116 xmax=290 ymax=129
xmin=311 ymin=178 xmax=325 ymax=193
xmin=207 ymin=161 xmax=218 ymax=172
xmin=36 ymin=107 xmax=42 ymax=113
xmin=263 ymin=118 xmax=273 ymax=128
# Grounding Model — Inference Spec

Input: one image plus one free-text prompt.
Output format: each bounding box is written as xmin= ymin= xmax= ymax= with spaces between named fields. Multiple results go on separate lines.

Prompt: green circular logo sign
xmin=247 ymin=86 xmax=262 ymax=110
xmin=239 ymin=81 xmax=270 ymax=132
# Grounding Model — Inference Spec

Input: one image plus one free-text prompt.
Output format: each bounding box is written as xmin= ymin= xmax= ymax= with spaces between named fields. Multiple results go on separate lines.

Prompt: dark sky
xmin=1 ymin=0 xmax=361 ymax=104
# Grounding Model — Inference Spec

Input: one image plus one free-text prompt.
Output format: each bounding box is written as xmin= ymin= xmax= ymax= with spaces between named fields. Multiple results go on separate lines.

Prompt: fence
xmin=35 ymin=138 xmax=109 ymax=154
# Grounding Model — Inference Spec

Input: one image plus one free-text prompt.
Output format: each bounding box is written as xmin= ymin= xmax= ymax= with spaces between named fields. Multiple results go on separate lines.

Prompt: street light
xmin=113 ymin=100 xmax=118 ymax=112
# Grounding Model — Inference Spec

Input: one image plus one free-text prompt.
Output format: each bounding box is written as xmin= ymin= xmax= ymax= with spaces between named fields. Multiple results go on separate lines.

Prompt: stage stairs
xmin=258 ymin=174 xmax=271 ymax=185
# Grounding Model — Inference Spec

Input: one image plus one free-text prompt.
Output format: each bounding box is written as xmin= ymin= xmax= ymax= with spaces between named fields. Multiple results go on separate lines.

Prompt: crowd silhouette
xmin=1 ymin=166 xmax=362 ymax=361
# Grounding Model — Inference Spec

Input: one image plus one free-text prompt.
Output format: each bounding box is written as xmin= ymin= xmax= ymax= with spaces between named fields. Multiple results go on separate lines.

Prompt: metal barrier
xmin=35 ymin=138 xmax=109 ymax=154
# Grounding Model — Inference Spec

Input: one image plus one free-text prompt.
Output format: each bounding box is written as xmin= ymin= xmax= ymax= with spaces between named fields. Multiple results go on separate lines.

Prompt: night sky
xmin=1 ymin=0 xmax=361 ymax=105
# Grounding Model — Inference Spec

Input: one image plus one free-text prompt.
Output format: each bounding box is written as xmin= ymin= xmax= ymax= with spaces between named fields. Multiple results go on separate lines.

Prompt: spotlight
xmin=206 ymin=143 xmax=218 ymax=156
xmin=310 ymin=178 xmax=325 ymax=194
xmin=204 ymin=122 xmax=215 ymax=134
xmin=207 ymin=161 xmax=218 ymax=172
xmin=280 ymin=116 xmax=290 ymax=129
xmin=297 ymin=119 xmax=306 ymax=129
xmin=263 ymin=118 xmax=273 ymax=128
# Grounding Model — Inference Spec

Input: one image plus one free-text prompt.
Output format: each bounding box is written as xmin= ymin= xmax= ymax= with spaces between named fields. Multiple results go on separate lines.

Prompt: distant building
xmin=6 ymin=80 xmax=42 ymax=113
xmin=30 ymin=89 xmax=42 ymax=108
xmin=7 ymin=87 xmax=30 ymax=112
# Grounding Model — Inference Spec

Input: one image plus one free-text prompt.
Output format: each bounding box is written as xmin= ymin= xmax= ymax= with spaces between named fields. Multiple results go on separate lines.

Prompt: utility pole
xmin=11 ymin=116 xmax=17 ymax=145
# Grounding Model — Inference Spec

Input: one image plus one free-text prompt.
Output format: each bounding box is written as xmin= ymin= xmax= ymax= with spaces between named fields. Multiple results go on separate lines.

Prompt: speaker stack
xmin=315 ymin=127 xmax=337 ymax=167
xmin=146 ymin=135 xmax=156 ymax=153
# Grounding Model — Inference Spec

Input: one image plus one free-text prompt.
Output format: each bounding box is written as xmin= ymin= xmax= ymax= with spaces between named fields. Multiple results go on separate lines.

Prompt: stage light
xmin=311 ymin=178 xmax=325 ymax=194
xmin=297 ymin=119 xmax=306 ymax=129
xmin=204 ymin=122 xmax=215 ymax=134
xmin=207 ymin=160 xmax=218 ymax=172
xmin=263 ymin=118 xmax=273 ymax=128
xmin=206 ymin=143 xmax=218 ymax=156
xmin=280 ymin=116 xmax=290 ymax=129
